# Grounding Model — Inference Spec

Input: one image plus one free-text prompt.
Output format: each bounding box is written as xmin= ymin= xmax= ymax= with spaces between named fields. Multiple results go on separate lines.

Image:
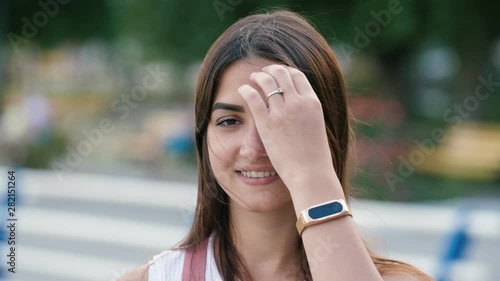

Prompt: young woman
xmin=119 ymin=9 xmax=434 ymax=281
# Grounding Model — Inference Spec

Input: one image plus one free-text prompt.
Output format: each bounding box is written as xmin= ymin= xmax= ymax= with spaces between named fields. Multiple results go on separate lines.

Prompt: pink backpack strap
xmin=182 ymin=238 xmax=209 ymax=281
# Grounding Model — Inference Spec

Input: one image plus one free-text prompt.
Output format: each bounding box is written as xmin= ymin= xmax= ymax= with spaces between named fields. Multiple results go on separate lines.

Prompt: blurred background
xmin=0 ymin=0 xmax=499 ymax=281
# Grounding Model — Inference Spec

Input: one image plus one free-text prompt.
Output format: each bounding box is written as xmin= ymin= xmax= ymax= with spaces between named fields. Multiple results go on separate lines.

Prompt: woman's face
xmin=207 ymin=58 xmax=293 ymax=213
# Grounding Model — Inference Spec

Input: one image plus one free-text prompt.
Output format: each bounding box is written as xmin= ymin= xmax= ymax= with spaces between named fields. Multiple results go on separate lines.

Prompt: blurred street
xmin=2 ymin=167 xmax=499 ymax=281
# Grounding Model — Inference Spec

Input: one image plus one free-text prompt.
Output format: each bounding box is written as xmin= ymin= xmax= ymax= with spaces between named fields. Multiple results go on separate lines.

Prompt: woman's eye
xmin=216 ymin=118 xmax=240 ymax=127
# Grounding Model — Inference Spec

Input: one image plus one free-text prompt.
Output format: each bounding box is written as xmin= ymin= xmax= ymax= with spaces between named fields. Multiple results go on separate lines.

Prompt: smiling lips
xmin=239 ymin=170 xmax=277 ymax=178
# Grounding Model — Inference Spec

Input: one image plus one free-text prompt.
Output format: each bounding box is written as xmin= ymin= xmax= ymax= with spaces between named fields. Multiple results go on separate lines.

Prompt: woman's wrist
xmin=284 ymin=166 xmax=341 ymax=193
xmin=285 ymin=169 xmax=346 ymax=216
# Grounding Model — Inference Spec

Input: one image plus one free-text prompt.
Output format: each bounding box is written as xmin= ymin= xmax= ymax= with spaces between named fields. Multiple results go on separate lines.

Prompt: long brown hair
xmin=180 ymin=9 xmax=431 ymax=281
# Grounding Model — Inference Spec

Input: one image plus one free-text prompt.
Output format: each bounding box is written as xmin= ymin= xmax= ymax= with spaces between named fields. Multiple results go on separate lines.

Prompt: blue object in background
xmin=164 ymin=131 xmax=194 ymax=157
xmin=436 ymin=207 xmax=471 ymax=281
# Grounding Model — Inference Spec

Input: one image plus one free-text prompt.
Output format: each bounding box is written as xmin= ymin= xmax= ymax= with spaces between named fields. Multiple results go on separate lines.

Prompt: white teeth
xmin=240 ymin=170 xmax=277 ymax=178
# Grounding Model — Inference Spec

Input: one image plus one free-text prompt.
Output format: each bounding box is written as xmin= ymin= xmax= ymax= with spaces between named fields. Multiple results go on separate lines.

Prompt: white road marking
xmin=15 ymin=245 xmax=139 ymax=281
xmin=18 ymin=207 xmax=187 ymax=250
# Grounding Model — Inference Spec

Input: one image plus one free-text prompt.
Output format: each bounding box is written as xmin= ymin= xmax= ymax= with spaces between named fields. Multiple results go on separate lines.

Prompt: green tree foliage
xmin=2 ymin=0 xmax=498 ymax=64
xmin=4 ymin=0 xmax=114 ymax=48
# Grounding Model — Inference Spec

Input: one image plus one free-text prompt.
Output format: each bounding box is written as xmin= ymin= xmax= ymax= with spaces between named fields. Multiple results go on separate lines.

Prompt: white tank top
xmin=147 ymin=234 xmax=223 ymax=281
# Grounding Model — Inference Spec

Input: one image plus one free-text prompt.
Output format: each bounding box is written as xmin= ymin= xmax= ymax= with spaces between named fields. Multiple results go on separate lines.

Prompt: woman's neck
xmin=225 ymin=201 xmax=303 ymax=280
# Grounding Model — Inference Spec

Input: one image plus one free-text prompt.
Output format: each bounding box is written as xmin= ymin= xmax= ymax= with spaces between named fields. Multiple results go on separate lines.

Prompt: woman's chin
xmin=230 ymin=195 xmax=293 ymax=214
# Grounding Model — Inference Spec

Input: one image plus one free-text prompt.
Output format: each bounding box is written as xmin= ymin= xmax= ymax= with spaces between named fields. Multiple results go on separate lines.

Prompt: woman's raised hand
xmin=238 ymin=64 xmax=336 ymax=189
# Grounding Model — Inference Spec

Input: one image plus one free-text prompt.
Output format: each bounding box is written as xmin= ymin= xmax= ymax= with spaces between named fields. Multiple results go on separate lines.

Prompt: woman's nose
xmin=239 ymin=124 xmax=267 ymax=161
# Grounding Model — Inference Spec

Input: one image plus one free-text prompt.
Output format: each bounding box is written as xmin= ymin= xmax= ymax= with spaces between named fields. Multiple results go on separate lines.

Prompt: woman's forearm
xmin=288 ymin=171 xmax=384 ymax=281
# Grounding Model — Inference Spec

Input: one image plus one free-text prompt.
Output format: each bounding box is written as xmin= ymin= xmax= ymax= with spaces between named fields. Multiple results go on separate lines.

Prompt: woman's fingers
xmin=249 ymin=71 xmax=284 ymax=108
xmin=238 ymin=84 xmax=268 ymax=128
xmin=283 ymin=66 xmax=316 ymax=97
xmin=238 ymin=65 xmax=319 ymax=150
xmin=256 ymin=64 xmax=316 ymax=98
xmin=261 ymin=65 xmax=297 ymax=98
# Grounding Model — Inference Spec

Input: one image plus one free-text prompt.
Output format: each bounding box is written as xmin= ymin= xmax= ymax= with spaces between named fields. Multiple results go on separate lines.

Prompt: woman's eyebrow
xmin=212 ymin=102 xmax=245 ymax=113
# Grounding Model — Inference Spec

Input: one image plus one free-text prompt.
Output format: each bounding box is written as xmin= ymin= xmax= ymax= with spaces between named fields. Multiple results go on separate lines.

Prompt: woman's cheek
xmin=211 ymin=129 xmax=241 ymax=156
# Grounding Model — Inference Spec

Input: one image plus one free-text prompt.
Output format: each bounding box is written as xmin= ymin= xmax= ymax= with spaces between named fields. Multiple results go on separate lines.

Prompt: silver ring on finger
xmin=266 ymin=88 xmax=284 ymax=102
